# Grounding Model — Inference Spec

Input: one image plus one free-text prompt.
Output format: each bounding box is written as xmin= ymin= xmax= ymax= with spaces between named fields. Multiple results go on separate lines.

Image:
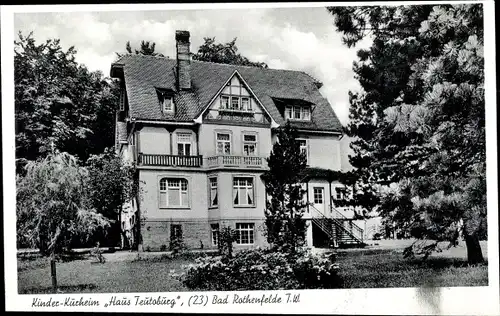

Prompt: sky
xmin=14 ymin=6 xmax=371 ymax=125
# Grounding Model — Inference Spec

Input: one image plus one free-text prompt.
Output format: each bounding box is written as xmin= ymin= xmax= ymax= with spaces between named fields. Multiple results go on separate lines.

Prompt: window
xmin=209 ymin=177 xmax=218 ymax=207
xmin=298 ymin=139 xmax=308 ymax=163
xmin=170 ymin=224 xmax=183 ymax=240
xmin=177 ymin=133 xmax=192 ymax=156
xmin=231 ymin=96 xmax=240 ymax=110
xmin=211 ymin=224 xmax=220 ymax=246
xmin=220 ymin=96 xmax=229 ymax=109
xmin=335 ymin=188 xmax=345 ymax=200
xmin=243 ymin=134 xmax=257 ymax=156
xmin=159 ymin=178 xmax=189 ymax=207
xmin=236 ymin=223 xmax=254 ymax=245
xmin=220 ymin=78 xmax=253 ymax=112
xmin=233 ymin=177 xmax=254 ymax=206
xmin=285 ymin=106 xmax=311 ymax=121
xmin=162 ymin=96 xmax=174 ymax=113
xmin=313 ymin=187 xmax=324 ymax=204
xmin=216 ymin=133 xmax=231 ymax=155
xmin=241 ymin=97 xmax=251 ymax=111
xmin=294 ymin=106 xmax=301 ymax=119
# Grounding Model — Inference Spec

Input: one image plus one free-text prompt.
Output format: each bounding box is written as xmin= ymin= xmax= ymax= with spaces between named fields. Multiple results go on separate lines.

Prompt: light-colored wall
xmin=138 ymin=127 xmax=198 ymax=155
xmin=303 ymin=179 xmax=333 ymax=219
xmin=215 ymin=171 xmax=267 ymax=219
xmin=139 ymin=170 xmax=208 ymax=220
xmin=198 ymin=124 xmax=272 ymax=158
xmin=301 ymin=134 xmax=342 ymax=171
xmin=138 ymin=126 xmax=170 ymax=154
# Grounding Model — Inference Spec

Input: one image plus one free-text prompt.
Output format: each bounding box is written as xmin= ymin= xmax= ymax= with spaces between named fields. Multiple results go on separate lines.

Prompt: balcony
xmin=204 ymin=109 xmax=270 ymax=125
xmin=138 ymin=153 xmax=203 ymax=167
xmin=207 ymin=155 xmax=266 ymax=169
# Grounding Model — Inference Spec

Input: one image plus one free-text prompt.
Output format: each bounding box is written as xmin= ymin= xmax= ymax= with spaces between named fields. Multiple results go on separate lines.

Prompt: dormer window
xmin=156 ymin=88 xmax=175 ymax=115
xmin=285 ymin=105 xmax=311 ymax=121
xmin=162 ymin=96 xmax=174 ymax=113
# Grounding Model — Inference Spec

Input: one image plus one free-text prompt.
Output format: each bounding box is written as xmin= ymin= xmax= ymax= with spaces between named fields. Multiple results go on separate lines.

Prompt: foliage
xmin=328 ymin=4 xmax=486 ymax=263
xmin=85 ymin=148 xmax=138 ymax=246
xmin=169 ymin=235 xmax=187 ymax=256
xmin=14 ymin=32 xmax=118 ymax=167
xmin=193 ymin=37 xmax=268 ymax=68
xmin=16 ymin=151 xmax=111 ymax=256
xmin=116 ymin=40 xmax=165 ymax=58
xmin=262 ymin=122 xmax=308 ymax=252
xmin=217 ymin=226 xmax=239 ymax=258
xmin=174 ymin=248 xmax=340 ymax=291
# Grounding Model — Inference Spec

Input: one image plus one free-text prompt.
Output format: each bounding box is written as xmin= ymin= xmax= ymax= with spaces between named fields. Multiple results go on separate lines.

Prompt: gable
xmin=201 ymin=72 xmax=273 ymax=127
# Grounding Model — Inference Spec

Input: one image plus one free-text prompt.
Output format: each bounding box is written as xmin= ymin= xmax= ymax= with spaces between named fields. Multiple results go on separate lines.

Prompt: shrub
xmin=160 ymin=244 xmax=167 ymax=252
xmin=169 ymin=236 xmax=187 ymax=256
xmin=173 ymin=248 xmax=341 ymax=291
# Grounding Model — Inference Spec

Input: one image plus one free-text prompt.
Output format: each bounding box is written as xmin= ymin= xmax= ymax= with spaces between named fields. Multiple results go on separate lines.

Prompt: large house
xmin=111 ymin=30 xmax=371 ymax=252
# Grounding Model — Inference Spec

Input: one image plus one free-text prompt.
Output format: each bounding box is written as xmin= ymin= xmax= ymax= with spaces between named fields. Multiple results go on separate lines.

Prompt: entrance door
xmin=313 ymin=187 xmax=325 ymax=215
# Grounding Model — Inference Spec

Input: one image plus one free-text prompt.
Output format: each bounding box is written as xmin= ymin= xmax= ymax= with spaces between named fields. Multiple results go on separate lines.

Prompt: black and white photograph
xmin=2 ymin=1 xmax=498 ymax=314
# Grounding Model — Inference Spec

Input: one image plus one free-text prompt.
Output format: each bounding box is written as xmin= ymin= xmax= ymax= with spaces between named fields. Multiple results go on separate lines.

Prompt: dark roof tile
xmin=113 ymin=54 xmax=343 ymax=132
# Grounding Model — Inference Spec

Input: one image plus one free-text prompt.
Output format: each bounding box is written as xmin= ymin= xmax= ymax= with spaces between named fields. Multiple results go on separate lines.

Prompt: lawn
xmin=18 ymin=253 xmax=191 ymax=294
xmin=17 ymin=241 xmax=488 ymax=293
xmin=335 ymin=248 xmax=488 ymax=288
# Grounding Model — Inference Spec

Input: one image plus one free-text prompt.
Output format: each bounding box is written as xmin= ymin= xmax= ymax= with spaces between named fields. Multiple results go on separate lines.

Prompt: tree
xmin=86 ymin=148 xmax=139 ymax=248
xmin=14 ymin=32 xmax=118 ymax=168
xmin=327 ymin=4 xmax=486 ymax=263
xmin=193 ymin=37 xmax=268 ymax=68
xmin=16 ymin=151 xmax=110 ymax=292
xmin=116 ymin=40 xmax=165 ymax=58
xmin=262 ymin=122 xmax=308 ymax=252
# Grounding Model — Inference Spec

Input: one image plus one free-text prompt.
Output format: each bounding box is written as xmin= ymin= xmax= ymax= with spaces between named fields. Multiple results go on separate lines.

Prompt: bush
xmin=173 ymin=248 xmax=341 ymax=291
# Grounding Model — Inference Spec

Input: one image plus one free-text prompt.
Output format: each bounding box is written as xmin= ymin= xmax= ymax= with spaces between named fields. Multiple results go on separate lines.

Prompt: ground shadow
xmin=20 ymin=283 xmax=98 ymax=294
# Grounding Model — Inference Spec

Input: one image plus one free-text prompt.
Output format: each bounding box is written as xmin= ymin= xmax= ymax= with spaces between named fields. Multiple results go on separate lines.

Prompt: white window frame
xmin=159 ymin=178 xmax=190 ymax=208
xmin=313 ymin=187 xmax=324 ymax=204
xmin=208 ymin=176 xmax=218 ymax=208
xmin=220 ymin=96 xmax=230 ymax=109
xmin=236 ymin=223 xmax=255 ymax=245
xmin=241 ymin=97 xmax=251 ymax=111
xmin=216 ymin=132 xmax=232 ymax=155
xmin=177 ymin=132 xmax=192 ymax=156
xmin=297 ymin=138 xmax=309 ymax=164
xmin=211 ymin=223 xmax=220 ymax=246
xmin=162 ymin=96 xmax=174 ymax=113
xmin=242 ymin=133 xmax=258 ymax=156
xmin=285 ymin=106 xmax=311 ymax=121
xmin=233 ymin=177 xmax=255 ymax=207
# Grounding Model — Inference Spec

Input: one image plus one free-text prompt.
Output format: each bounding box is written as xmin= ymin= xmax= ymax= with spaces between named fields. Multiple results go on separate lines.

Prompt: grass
xmin=18 ymin=253 xmax=191 ymax=294
xmin=335 ymin=244 xmax=488 ymax=288
xmin=18 ymin=241 xmax=488 ymax=293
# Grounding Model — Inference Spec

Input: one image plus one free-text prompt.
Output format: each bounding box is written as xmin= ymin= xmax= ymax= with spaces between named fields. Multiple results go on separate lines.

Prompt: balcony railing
xmin=204 ymin=109 xmax=270 ymax=125
xmin=138 ymin=153 xmax=203 ymax=167
xmin=207 ymin=155 xmax=265 ymax=168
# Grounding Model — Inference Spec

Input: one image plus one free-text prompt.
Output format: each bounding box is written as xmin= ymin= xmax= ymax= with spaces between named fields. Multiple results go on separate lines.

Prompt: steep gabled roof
xmin=111 ymin=54 xmax=343 ymax=132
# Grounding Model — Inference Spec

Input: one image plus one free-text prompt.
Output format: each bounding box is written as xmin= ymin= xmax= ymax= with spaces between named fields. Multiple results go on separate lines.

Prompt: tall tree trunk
xmin=464 ymin=232 xmax=484 ymax=264
xmin=50 ymin=257 xmax=57 ymax=293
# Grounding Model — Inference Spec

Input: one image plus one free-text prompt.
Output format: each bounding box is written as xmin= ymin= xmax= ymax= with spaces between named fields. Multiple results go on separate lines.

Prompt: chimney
xmin=176 ymin=30 xmax=191 ymax=90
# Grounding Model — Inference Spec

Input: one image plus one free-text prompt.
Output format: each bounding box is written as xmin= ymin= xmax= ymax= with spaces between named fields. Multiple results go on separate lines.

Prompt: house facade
xmin=111 ymin=30 xmax=366 ymax=252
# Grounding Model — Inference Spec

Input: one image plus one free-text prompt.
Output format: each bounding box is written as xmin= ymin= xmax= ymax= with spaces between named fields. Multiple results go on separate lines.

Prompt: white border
xmin=2 ymin=1 xmax=498 ymax=314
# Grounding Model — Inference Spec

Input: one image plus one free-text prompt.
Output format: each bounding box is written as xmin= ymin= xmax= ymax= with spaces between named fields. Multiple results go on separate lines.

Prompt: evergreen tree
xmin=328 ymin=4 xmax=486 ymax=263
xmin=262 ymin=122 xmax=308 ymax=252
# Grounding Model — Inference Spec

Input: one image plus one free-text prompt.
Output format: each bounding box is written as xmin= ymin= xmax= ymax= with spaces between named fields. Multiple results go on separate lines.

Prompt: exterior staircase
xmin=310 ymin=205 xmax=365 ymax=248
